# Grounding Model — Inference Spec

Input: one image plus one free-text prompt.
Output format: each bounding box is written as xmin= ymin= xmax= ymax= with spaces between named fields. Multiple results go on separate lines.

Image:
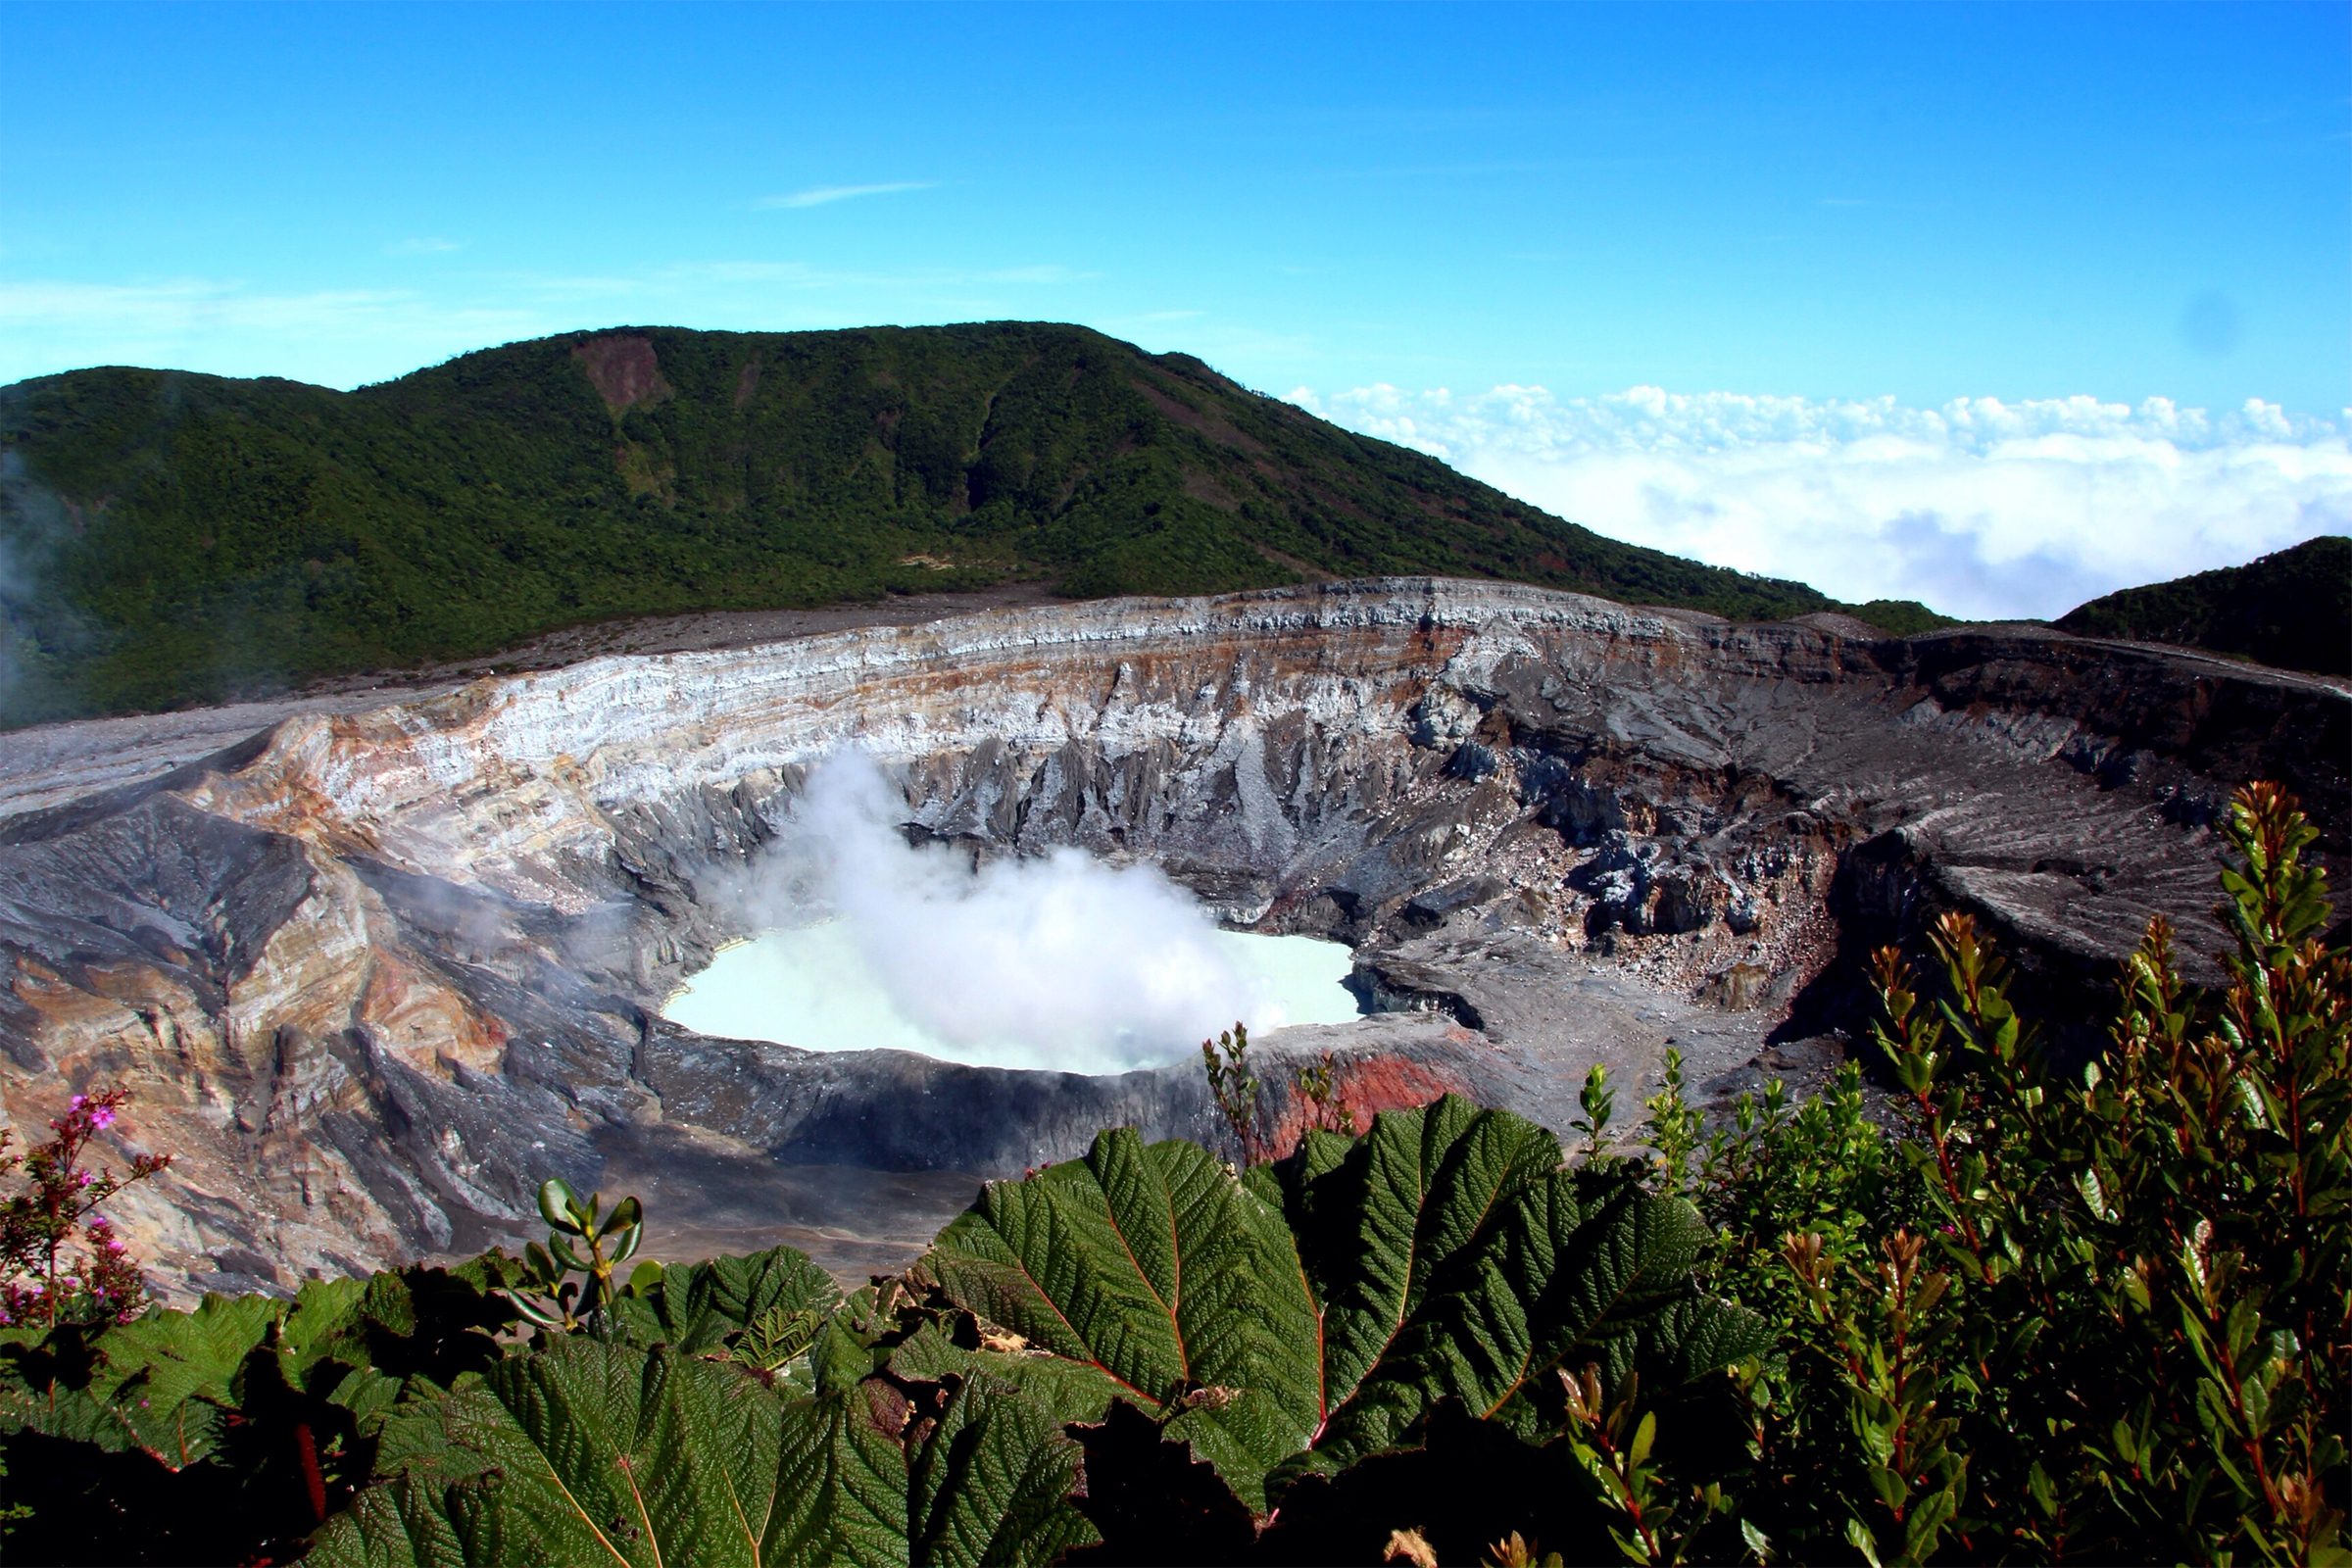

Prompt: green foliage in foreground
xmin=1 ymin=321 xmax=1903 ymax=725
xmin=0 ymin=1100 xmax=1761 ymax=1565
xmin=0 ymin=784 xmax=2342 ymax=1565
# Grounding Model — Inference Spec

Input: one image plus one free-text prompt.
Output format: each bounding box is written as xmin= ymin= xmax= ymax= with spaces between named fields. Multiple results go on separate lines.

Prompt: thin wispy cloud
xmin=0 ymin=278 xmax=441 ymax=332
xmin=755 ymin=181 xmax=933 ymax=211
xmin=0 ymin=256 xmax=1096 ymax=388
xmin=981 ymin=264 xmax=1092 ymax=285
xmin=653 ymin=260 xmax=1093 ymax=289
xmin=386 ymin=236 xmax=462 ymax=256
xmin=0 ymin=277 xmax=549 ymax=387
xmin=1325 ymin=157 xmax=1569 ymax=182
xmin=1291 ymin=383 xmax=2352 ymax=620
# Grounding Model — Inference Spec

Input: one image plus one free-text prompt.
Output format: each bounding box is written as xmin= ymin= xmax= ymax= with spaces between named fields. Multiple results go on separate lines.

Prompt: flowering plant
xmin=0 ymin=1088 xmax=169 ymax=1328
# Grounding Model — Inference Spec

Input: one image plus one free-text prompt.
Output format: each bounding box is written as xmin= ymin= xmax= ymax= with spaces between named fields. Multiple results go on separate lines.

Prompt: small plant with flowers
xmin=0 ymin=1088 xmax=169 ymax=1329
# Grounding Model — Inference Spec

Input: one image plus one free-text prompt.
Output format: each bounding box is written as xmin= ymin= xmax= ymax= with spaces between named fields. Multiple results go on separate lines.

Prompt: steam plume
xmin=730 ymin=753 xmax=1287 ymax=1072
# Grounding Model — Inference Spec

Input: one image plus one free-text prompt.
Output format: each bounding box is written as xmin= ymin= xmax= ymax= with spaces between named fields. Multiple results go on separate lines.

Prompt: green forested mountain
xmin=2056 ymin=534 xmax=2350 ymax=678
xmin=1 ymin=322 xmax=1923 ymax=724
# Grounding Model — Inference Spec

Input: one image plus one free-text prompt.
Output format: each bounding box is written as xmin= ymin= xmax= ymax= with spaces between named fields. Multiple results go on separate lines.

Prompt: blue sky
xmin=2 ymin=2 xmax=2347 ymax=614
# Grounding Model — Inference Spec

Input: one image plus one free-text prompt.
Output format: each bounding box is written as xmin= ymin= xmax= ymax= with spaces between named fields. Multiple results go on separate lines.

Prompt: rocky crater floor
xmin=0 ymin=578 xmax=2343 ymax=1300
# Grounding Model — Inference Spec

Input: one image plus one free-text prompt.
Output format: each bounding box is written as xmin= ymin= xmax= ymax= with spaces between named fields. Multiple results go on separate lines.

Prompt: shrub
xmin=0 ymin=1088 xmax=170 ymax=1330
xmin=1639 ymin=780 xmax=2348 ymax=1564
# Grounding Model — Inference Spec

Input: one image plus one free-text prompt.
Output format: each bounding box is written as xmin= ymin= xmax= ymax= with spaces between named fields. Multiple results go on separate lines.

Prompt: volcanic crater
xmin=0 ymin=578 xmax=2343 ymax=1299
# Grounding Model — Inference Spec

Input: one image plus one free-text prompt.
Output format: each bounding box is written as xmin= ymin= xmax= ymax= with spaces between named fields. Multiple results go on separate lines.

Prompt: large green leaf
xmin=764 ymin=1380 xmax=911 ymax=1568
xmin=921 ymin=1098 xmax=1764 ymax=1511
xmin=0 ymin=1291 xmax=282 ymax=1467
xmin=312 ymin=1338 xmax=796 ymax=1567
xmin=610 ymin=1244 xmax=843 ymax=1354
xmin=0 ymin=1266 xmax=514 ymax=1478
xmin=921 ymin=1126 xmax=1323 ymax=1509
xmin=907 ymin=1373 xmax=1098 ymax=1567
xmin=764 ymin=1370 xmax=1099 ymax=1568
xmin=309 ymin=1337 xmax=1099 ymax=1567
xmin=1301 ymin=1167 xmax=1769 ymax=1471
xmin=884 ymin=1322 xmax=1132 ymax=1429
xmin=1271 ymin=1097 xmax=1566 ymax=1419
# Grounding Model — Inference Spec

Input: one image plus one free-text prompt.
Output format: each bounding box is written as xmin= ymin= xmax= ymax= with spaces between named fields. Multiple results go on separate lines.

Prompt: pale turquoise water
xmin=662 ymin=922 xmax=1360 ymax=1073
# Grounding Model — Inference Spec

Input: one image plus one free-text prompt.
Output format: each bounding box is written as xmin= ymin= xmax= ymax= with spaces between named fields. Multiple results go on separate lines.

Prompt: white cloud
xmin=980 ymin=264 xmax=1090 ymax=285
xmin=1288 ymin=383 xmax=2352 ymax=619
xmin=755 ymin=181 xmax=933 ymax=210
xmin=386 ymin=236 xmax=462 ymax=256
xmin=516 ymin=260 xmax=1091 ymax=293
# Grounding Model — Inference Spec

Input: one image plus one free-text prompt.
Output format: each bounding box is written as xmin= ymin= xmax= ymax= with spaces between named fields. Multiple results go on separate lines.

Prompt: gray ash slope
xmin=0 ymin=578 xmax=2341 ymax=1298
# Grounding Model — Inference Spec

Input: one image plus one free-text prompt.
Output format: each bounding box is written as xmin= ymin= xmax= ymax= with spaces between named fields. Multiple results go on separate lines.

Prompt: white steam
xmin=703 ymin=753 xmax=1314 ymax=1073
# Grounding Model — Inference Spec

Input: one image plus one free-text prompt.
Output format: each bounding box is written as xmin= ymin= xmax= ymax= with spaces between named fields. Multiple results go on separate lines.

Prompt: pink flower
xmin=74 ymin=1171 xmax=93 ymax=1188
xmin=88 ymin=1107 xmax=116 ymax=1130
xmin=69 ymin=1096 xmax=85 ymax=1110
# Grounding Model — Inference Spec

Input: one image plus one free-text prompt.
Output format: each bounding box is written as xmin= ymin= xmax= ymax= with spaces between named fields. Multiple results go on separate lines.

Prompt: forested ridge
xmin=0 ymin=322 xmax=1945 ymax=726
xmin=2057 ymin=534 xmax=2351 ymax=678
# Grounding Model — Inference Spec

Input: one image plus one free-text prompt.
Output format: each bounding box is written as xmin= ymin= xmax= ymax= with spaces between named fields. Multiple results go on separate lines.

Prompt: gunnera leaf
xmin=923 ymin=1097 xmax=1762 ymax=1512
xmin=906 ymin=1372 xmax=1100 ymax=1567
xmin=1265 ymin=1095 xmax=1567 ymax=1418
xmin=309 ymin=1336 xmax=1097 ymax=1567
xmin=1300 ymin=1163 xmax=1768 ymax=1471
xmin=920 ymin=1125 xmax=1324 ymax=1511
xmin=311 ymin=1338 xmax=793 ymax=1567
xmin=610 ymin=1243 xmax=843 ymax=1354
xmin=0 ymin=1292 xmax=283 ymax=1467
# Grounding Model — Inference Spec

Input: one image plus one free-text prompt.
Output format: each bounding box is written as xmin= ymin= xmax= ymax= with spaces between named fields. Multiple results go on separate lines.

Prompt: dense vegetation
xmin=0 ymin=1102 xmax=1767 ymax=1563
xmin=0 ymin=322 xmax=1944 ymax=726
xmin=0 ymin=783 xmax=2342 ymax=1564
xmin=2057 ymin=535 xmax=2351 ymax=678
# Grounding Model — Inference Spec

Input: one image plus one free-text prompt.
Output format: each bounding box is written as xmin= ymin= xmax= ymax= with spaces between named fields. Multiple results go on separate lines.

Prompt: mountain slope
xmin=2 ymin=321 xmax=1899 ymax=724
xmin=2056 ymin=535 xmax=2350 ymax=678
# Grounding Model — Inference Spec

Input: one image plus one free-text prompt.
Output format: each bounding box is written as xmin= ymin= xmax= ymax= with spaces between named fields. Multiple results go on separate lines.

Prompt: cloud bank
xmin=1289 ymin=384 xmax=2352 ymax=620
